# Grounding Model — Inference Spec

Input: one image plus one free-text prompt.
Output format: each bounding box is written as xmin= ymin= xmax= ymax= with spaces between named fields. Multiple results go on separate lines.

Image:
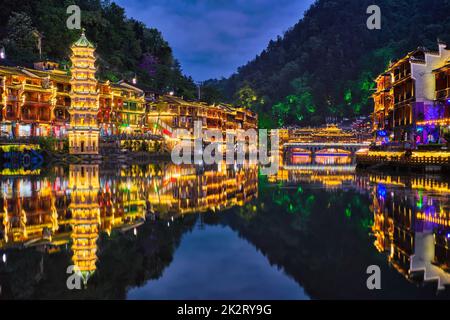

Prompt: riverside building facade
xmin=0 ymin=31 xmax=257 ymax=154
xmin=372 ymin=41 xmax=450 ymax=146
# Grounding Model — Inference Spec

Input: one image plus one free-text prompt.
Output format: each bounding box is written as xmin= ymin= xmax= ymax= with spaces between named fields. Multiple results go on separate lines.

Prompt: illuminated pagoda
xmin=68 ymin=29 xmax=100 ymax=155
xmin=69 ymin=164 xmax=100 ymax=284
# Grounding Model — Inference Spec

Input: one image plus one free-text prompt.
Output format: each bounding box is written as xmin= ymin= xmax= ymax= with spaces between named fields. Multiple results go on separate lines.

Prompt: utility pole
xmin=32 ymin=31 xmax=43 ymax=60
xmin=197 ymin=81 xmax=202 ymax=101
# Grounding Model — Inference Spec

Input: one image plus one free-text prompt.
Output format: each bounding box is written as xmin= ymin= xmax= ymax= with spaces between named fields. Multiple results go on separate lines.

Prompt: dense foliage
xmin=206 ymin=0 xmax=450 ymax=128
xmin=0 ymin=0 xmax=197 ymax=99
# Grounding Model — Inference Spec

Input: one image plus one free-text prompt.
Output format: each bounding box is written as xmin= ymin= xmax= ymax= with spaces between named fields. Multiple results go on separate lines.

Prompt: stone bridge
xmin=284 ymin=142 xmax=370 ymax=156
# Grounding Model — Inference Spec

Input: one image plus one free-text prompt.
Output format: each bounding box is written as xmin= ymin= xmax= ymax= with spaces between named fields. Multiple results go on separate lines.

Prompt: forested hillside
xmin=205 ymin=0 xmax=450 ymax=127
xmin=0 ymin=0 xmax=197 ymax=99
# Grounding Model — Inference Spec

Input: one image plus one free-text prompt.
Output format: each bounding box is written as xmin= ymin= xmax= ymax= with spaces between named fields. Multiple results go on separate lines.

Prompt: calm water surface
xmin=0 ymin=155 xmax=449 ymax=299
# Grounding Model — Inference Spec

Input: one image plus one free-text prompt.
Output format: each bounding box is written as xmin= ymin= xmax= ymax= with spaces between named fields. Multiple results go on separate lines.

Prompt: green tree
xmin=235 ymin=85 xmax=258 ymax=110
xmin=0 ymin=1 xmax=197 ymax=99
xmin=2 ymin=12 xmax=38 ymax=64
xmin=272 ymin=102 xmax=290 ymax=127
xmin=201 ymin=85 xmax=223 ymax=105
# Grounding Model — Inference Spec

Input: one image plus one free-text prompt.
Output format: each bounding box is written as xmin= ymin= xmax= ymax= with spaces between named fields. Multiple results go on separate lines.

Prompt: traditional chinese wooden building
xmin=427 ymin=52 xmax=450 ymax=137
xmin=372 ymin=42 xmax=450 ymax=145
xmin=146 ymin=95 xmax=257 ymax=139
xmin=0 ymin=30 xmax=257 ymax=152
xmin=282 ymin=125 xmax=361 ymax=144
xmin=372 ymin=73 xmax=393 ymax=143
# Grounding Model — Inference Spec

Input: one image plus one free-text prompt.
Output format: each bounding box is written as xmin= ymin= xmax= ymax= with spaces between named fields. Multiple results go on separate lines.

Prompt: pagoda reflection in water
xmin=2 ymin=156 xmax=450 ymax=293
xmin=69 ymin=165 xmax=100 ymax=284
xmin=0 ymin=162 xmax=259 ymax=282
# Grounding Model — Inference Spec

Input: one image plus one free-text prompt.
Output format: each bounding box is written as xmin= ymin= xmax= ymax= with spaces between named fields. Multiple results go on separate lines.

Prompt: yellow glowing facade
xmin=0 ymin=28 xmax=258 ymax=145
xmin=146 ymin=95 xmax=258 ymax=143
xmin=269 ymin=168 xmax=355 ymax=190
xmin=281 ymin=125 xmax=370 ymax=148
xmin=68 ymin=31 xmax=100 ymax=155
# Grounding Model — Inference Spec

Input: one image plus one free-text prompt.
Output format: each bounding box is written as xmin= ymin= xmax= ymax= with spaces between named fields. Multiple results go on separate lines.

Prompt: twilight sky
xmin=114 ymin=0 xmax=314 ymax=81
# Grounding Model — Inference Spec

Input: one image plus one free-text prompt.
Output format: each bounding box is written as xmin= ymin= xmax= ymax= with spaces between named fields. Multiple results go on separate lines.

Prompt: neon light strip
xmin=292 ymin=153 xmax=311 ymax=156
xmin=417 ymin=118 xmax=450 ymax=126
xmin=283 ymin=164 xmax=356 ymax=172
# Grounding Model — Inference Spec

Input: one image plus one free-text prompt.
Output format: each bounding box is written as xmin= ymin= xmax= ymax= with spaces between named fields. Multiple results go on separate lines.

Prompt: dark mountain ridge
xmin=0 ymin=0 xmax=197 ymax=98
xmin=205 ymin=0 xmax=450 ymax=127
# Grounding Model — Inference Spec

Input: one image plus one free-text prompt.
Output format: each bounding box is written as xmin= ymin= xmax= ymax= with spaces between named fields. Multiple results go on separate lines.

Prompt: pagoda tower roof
xmin=72 ymin=29 xmax=94 ymax=48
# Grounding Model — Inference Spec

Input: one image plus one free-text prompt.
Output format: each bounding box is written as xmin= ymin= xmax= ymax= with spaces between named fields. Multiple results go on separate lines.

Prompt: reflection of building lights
xmin=417 ymin=212 xmax=450 ymax=226
xmin=377 ymin=184 xmax=386 ymax=198
xmin=0 ymin=164 xmax=259 ymax=264
xmin=416 ymin=190 xmax=423 ymax=209
xmin=417 ymin=118 xmax=450 ymax=126
xmin=377 ymin=130 xmax=387 ymax=137
xmin=355 ymin=148 xmax=369 ymax=154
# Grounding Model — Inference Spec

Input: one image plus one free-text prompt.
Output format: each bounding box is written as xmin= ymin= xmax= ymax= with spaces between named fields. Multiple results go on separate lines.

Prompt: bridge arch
xmin=291 ymin=147 xmax=312 ymax=156
xmin=315 ymin=148 xmax=351 ymax=156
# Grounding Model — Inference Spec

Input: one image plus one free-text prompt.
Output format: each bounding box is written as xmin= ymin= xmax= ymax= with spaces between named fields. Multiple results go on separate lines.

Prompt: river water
xmin=0 ymin=155 xmax=449 ymax=299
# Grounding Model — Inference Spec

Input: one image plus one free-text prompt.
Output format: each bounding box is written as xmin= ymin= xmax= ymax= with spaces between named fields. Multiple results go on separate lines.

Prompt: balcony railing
xmin=436 ymin=88 xmax=450 ymax=101
xmin=393 ymin=71 xmax=411 ymax=83
xmin=394 ymin=97 xmax=414 ymax=108
xmin=24 ymin=100 xmax=52 ymax=106
xmin=21 ymin=114 xmax=39 ymax=121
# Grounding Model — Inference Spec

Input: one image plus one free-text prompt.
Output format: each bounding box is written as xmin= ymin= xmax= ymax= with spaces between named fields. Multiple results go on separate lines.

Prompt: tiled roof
xmin=72 ymin=30 xmax=95 ymax=49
